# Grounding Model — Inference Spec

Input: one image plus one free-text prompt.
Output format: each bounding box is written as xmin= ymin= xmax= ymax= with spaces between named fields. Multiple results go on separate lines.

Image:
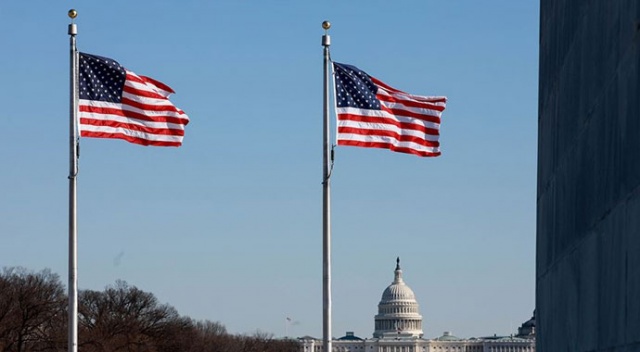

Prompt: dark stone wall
xmin=537 ymin=1 xmax=640 ymax=351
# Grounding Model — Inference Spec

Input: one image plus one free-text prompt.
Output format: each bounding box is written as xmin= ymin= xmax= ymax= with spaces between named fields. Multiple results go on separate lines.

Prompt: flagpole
xmin=67 ymin=9 xmax=79 ymax=352
xmin=321 ymin=20 xmax=332 ymax=352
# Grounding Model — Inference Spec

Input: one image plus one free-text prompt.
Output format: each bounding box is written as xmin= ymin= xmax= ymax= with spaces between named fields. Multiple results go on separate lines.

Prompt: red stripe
xmin=127 ymin=73 xmax=175 ymax=94
xmin=337 ymin=140 xmax=440 ymax=157
xmin=79 ymin=118 xmax=184 ymax=136
xmin=337 ymin=113 xmax=439 ymax=136
xmin=337 ymin=126 xmax=439 ymax=148
xmin=120 ymin=96 xmax=186 ymax=115
xmin=79 ymin=105 xmax=188 ymax=125
xmin=80 ymin=131 xmax=182 ymax=147
xmin=123 ymin=84 xmax=168 ymax=100
xmin=378 ymin=105 xmax=441 ymax=124
xmin=377 ymin=93 xmax=446 ymax=112
xmin=137 ymin=75 xmax=175 ymax=94
xmin=372 ymin=77 xmax=447 ymax=104
xmin=370 ymin=76 xmax=404 ymax=94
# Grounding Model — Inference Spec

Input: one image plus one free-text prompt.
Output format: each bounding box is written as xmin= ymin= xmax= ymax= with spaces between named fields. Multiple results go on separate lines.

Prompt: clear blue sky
xmin=0 ymin=1 xmax=539 ymax=340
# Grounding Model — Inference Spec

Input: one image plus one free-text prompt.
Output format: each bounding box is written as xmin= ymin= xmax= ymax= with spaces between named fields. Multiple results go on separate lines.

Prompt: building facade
xmin=300 ymin=259 xmax=535 ymax=352
xmin=537 ymin=1 xmax=640 ymax=351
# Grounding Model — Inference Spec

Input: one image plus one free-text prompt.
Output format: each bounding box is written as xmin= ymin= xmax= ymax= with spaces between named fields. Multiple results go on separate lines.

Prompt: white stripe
xmin=126 ymin=70 xmax=173 ymax=98
xmin=337 ymin=120 xmax=439 ymax=141
xmin=79 ymin=111 xmax=186 ymax=130
xmin=122 ymin=88 xmax=181 ymax=108
xmin=376 ymin=86 xmax=447 ymax=106
xmin=336 ymin=107 xmax=440 ymax=129
xmin=337 ymin=133 xmax=440 ymax=153
xmin=380 ymin=100 xmax=443 ymax=119
xmin=80 ymin=125 xmax=184 ymax=143
xmin=79 ymin=99 xmax=187 ymax=120
xmin=151 ymin=85 xmax=173 ymax=98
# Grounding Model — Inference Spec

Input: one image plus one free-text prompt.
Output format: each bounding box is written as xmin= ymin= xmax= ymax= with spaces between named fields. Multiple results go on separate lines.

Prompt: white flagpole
xmin=321 ymin=20 xmax=332 ymax=352
xmin=67 ymin=9 xmax=79 ymax=352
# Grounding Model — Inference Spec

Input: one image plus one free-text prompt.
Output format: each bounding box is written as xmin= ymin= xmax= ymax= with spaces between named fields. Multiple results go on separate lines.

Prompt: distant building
xmin=299 ymin=259 xmax=535 ymax=351
xmin=516 ymin=311 xmax=535 ymax=339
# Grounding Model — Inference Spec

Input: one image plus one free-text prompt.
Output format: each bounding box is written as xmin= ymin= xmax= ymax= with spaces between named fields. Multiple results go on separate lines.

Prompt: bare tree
xmin=0 ymin=267 xmax=66 ymax=352
xmin=194 ymin=320 xmax=227 ymax=337
xmin=180 ymin=320 xmax=231 ymax=352
xmin=78 ymin=280 xmax=190 ymax=352
xmin=0 ymin=271 xmax=301 ymax=352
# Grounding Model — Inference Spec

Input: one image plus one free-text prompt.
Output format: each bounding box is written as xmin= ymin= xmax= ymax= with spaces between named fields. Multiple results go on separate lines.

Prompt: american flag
xmin=333 ymin=62 xmax=446 ymax=157
xmin=78 ymin=53 xmax=189 ymax=147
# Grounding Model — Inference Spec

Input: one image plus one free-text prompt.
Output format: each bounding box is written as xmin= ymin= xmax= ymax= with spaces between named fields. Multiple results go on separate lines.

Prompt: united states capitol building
xmin=299 ymin=259 xmax=535 ymax=352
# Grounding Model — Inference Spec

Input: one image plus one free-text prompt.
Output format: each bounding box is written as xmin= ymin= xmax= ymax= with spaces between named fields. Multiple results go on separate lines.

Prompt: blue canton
xmin=334 ymin=62 xmax=381 ymax=110
xmin=79 ymin=53 xmax=126 ymax=103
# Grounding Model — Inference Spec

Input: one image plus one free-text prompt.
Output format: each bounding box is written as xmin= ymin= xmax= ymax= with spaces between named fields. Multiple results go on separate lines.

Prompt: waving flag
xmin=333 ymin=62 xmax=446 ymax=157
xmin=78 ymin=53 xmax=189 ymax=147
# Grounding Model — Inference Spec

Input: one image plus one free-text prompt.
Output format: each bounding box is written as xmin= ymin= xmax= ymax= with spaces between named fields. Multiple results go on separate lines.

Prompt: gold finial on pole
xmin=68 ymin=9 xmax=78 ymax=35
xmin=321 ymin=20 xmax=331 ymax=47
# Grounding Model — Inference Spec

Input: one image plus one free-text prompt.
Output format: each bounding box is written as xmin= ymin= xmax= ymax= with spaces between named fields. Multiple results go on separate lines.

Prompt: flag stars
xmin=334 ymin=63 xmax=381 ymax=110
xmin=78 ymin=53 xmax=126 ymax=103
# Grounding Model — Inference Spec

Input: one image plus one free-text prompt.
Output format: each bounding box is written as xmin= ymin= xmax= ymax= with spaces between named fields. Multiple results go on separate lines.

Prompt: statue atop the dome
xmin=396 ymin=257 xmax=401 ymax=270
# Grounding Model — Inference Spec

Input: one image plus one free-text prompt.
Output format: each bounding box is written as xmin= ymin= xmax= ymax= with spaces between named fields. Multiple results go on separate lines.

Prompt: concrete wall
xmin=537 ymin=1 xmax=640 ymax=351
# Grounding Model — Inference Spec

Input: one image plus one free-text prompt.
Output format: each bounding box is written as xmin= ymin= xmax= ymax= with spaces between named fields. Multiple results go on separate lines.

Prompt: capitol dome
xmin=381 ymin=278 xmax=417 ymax=302
xmin=373 ymin=258 xmax=423 ymax=339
